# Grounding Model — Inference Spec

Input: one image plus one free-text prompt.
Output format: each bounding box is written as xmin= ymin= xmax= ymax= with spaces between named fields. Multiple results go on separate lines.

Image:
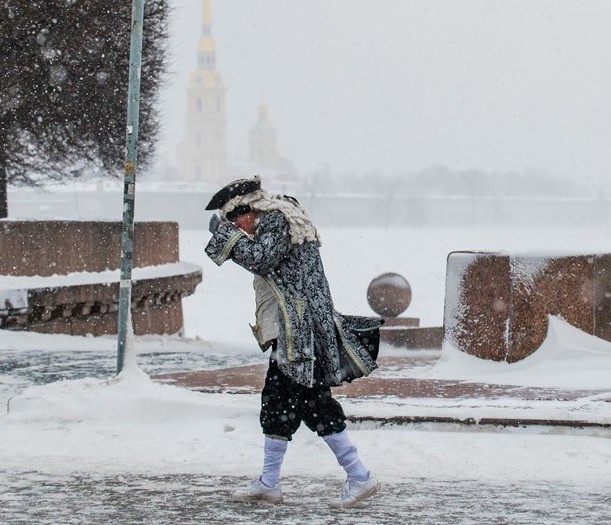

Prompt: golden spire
xmin=202 ymin=0 xmax=212 ymax=35
xmin=197 ymin=0 xmax=215 ymax=63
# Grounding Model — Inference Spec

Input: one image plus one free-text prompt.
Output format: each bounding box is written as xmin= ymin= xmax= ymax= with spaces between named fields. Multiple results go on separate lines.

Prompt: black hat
xmin=205 ymin=176 xmax=261 ymax=210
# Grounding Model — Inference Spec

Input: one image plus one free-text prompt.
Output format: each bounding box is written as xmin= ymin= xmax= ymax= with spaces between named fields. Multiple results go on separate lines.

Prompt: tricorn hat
xmin=205 ymin=176 xmax=261 ymax=210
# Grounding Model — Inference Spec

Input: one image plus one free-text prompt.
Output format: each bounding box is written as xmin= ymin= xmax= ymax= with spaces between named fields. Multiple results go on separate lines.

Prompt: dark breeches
xmin=260 ymin=357 xmax=347 ymax=440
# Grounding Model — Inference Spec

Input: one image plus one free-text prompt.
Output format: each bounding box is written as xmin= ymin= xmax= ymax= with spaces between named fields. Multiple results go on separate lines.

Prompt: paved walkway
xmin=155 ymin=355 xmax=611 ymax=429
xmin=3 ymin=471 xmax=610 ymax=525
xmin=155 ymin=356 xmax=601 ymax=400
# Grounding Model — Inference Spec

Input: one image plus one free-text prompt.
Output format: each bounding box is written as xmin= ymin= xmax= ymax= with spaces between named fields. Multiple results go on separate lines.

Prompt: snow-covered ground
xmin=2 ymin=225 xmax=611 ymax=523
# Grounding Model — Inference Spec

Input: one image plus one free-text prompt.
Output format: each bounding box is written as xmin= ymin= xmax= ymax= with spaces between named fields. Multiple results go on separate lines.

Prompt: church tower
xmin=177 ymin=0 xmax=226 ymax=183
xmin=249 ymin=104 xmax=279 ymax=169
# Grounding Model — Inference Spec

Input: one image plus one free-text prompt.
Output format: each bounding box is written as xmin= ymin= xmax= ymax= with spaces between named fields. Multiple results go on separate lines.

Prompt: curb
xmin=347 ymin=414 xmax=611 ymax=430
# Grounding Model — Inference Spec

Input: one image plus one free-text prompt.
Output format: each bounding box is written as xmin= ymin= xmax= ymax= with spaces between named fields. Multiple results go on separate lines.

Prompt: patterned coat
xmin=205 ymin=209 xmax=381 ymax=387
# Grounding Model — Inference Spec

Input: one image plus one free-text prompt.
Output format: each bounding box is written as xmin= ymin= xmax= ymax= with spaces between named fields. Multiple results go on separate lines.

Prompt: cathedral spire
xmin=198 ymin=0 xmax=215 ymax=70
xmin=202 ymin=0 xmax=212 ymax=36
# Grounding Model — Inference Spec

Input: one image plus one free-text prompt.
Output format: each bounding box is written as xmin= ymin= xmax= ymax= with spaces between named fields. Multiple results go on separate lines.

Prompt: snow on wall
xmin=442 ymin=252 xmax=479 ymax=345
xmin=0 ymin=289 xmax=28 ymax=310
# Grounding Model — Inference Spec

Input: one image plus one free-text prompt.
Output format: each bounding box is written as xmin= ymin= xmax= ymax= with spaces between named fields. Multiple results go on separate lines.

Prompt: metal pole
xmin=117 ymin=0 xmax=146 ymax=374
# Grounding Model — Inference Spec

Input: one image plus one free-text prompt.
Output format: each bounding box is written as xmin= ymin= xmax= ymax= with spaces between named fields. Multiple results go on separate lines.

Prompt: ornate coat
xmin=205 ymin=209 xmax=381 ymax=387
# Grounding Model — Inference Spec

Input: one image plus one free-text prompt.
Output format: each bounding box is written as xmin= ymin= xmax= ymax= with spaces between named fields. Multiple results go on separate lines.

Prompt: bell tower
xmin=249 ymin=104 xmax=280 ymax=169
xmin=177 ymin=0 xmax=227 ymax=183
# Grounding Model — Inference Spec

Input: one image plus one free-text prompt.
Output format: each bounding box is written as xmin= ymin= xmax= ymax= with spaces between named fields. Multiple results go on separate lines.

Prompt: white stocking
xmin=260 ymin=435 xmax=288 ymax=488
xmin=323 ymin=430 xmax=369 ymax=482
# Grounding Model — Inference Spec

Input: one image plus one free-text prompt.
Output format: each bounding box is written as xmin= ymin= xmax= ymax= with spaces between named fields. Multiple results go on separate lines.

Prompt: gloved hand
xmin=208 ymin=213 xmax=223 ymax=234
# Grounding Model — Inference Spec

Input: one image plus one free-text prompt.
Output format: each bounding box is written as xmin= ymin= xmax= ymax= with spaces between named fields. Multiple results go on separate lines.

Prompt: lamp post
xmin=117 ymin=0 xmax=145 ymax=374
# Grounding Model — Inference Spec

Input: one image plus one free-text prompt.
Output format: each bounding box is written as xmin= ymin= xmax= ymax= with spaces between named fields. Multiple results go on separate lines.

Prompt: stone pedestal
xmin=367 ymin=272 xmax=443 ymax=349
xmin=444 ymin=251 xmax=611 ymax=361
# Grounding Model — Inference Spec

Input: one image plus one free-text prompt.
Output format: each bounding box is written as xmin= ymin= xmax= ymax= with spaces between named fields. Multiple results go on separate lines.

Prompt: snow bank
xmin=433 ymin=316 xmax=611 ymax=389
xmin=1 ymin=371 xmax=262 ymax=475
xmin=1 ymin=370 xmax=610 ymax=484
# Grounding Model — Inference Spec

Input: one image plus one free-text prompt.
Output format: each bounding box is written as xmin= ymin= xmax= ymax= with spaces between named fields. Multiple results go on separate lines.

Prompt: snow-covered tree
xmin=0 ymin=0 xmax=169 ymax=218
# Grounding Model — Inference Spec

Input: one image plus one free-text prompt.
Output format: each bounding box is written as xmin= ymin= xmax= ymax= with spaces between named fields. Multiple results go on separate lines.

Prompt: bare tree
xmin=0 ymin=0 xmax=169 ymax=218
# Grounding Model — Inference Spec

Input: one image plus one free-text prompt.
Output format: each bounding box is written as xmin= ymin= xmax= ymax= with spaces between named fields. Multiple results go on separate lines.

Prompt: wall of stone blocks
xmin=443 ymin=251 xmax=611 ymax=362
xmin=0 ymin=221 xmax=179 ymax=276
xmin=0 ymin=221 xmax=201 ymax=336
xmin=25 ymin=297 xmax=185 ymax=336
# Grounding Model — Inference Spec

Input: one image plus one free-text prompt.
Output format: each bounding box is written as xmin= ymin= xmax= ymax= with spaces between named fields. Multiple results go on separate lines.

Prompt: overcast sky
xmin=155 ymin=0 xmax=611 ymax=182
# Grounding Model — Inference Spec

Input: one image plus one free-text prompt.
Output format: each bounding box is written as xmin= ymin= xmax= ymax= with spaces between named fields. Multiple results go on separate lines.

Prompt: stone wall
xmin=443 ymin=251 xmax=611 ymax=361
xmin=0 ymin=221 xmax=201 ymax=336
xmin=0 ymin=220 xmax=179 ymax=275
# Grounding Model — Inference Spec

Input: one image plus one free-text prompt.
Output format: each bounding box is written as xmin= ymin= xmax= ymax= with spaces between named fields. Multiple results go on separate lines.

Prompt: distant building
xmin=177 ymin=0 xmax=227 ymax=183
xmin=226 ymin=104 xmax=298 ymax=192
xmin=176 ymin=1 xmax=298 ymax=190
xmin=249 ymin=104 xmax=278 ymax=169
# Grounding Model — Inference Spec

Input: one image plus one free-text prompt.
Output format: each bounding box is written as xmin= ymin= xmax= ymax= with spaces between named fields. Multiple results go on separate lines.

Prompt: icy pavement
xmin=1 ymin=471 xmax=610 ymax=525
xmin=0 ymin=345 xmax=259 ymax=414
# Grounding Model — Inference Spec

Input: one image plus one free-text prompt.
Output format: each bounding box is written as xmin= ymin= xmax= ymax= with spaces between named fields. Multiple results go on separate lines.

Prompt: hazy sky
xmin=156 ymin=0 xmax=611 ymax=181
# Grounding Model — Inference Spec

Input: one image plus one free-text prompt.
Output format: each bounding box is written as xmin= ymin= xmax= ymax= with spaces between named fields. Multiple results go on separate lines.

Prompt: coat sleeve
xmin=205 ymin=210 xmax=292 ymax=275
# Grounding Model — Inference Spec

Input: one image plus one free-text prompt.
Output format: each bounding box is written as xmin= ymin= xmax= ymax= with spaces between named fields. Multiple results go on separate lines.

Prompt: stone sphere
xmin=367 ymin=272 xmax=412 ymax=317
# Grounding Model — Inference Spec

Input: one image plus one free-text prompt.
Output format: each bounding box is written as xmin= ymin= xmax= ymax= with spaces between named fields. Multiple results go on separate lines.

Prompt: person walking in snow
xmin=204 ymin=176 xmax=383 ymax=508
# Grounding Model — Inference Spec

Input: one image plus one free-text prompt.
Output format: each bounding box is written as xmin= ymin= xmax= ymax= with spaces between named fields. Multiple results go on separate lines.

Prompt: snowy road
xmin=1 ymin=471 xmax=609 ymax=525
